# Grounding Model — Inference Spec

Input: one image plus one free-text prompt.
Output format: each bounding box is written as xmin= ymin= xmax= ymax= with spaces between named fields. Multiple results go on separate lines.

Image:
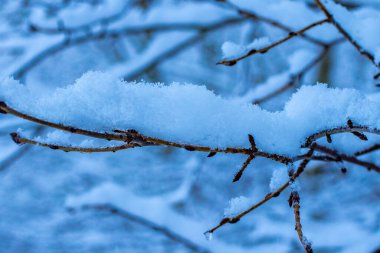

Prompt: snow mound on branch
xmin=0 ymin=71 xmax=379 ymax=156
xmin=269 ymin=167 xmax=289 ymax=192
xmin=221 ymin=37 xmax=270 ymax=59
xmin=224 ymin=196 xmax=251 ymax=217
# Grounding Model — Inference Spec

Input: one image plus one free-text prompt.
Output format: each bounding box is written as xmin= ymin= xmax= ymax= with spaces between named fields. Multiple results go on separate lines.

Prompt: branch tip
xmin=0 ymin=101 xmax=8 ymax=114
xmin=10 ymin=132 xmax=22 ymax=144
xmin=207 ymin=151 xmax=217 ymax=157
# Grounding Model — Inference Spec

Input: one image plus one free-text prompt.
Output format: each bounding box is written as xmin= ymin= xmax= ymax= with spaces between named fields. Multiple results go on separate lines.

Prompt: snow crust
xmin=1 ymin=72 xmax=379 ymax=157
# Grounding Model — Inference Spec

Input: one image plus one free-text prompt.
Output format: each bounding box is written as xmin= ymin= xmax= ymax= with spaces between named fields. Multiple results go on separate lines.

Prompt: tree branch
xmin=218 ymin=19 xmax=329 ymax=66
xmin=311 ymin=143 xmax=380 ymax=173
xmin=222 ymin=0 xmax=326 ymax=46
xmin=10 ymin=132 xmax=140 ymax=153
xmin=75 ymin=204 xmax=212 ymax=253
xmin=206 ymin=148 xmax=314 ymax=234
xmin=303 ymin=125 xmax=380 ymax=148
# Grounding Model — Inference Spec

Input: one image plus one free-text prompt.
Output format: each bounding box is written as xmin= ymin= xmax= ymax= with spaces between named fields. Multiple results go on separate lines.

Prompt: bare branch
xmin=232 ymin=154 xmax=254 ymax=182
xmin=289 ymin=191 xmax=313 ymax=253
xmin=354 ymin=144 xmax=380 ymax=156
xmin=207 ymin=148 xmax=314 ymax=234
xmin=303 ymin=125 xmax=380 ymax=148
xmin=10 ymin=132 xmax=140 ymax=153
xmin=311 ymin=143 xmax=380 ymax=173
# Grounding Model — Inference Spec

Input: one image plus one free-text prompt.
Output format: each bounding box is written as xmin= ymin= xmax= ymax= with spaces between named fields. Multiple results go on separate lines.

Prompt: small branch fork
xmin=220 ymin=0 xmax=380 ymax=72
xmin=10 ymin=132 xmax=140 ymax=153
xmin=206 ymin=148 xmax=315 ymax=234
xmin=289 ymin=191 xmax=313 ymax=253
xmin=355 ymin=144 xmax=380 ymax=156
xmin=0 ymin=101 xmax=292 ymax=163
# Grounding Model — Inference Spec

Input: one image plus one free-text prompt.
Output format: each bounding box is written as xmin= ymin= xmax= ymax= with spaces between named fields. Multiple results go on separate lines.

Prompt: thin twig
xmin=223 ymin=0 xmax=326 ymax=46
xmin=289 ymin=191 xmax=313 ymax=253
xmin=207 ymin=148 xmax=314 ymax=234
xmin=233 ymin=134 xmax=258 ymax=182
xmin=218 ymin=19 xmax=329 ymax=66
xmin=10 ymin=132 xmax=140 ymax=153
xmin=311 ymin=143 xmax=380 ymax=173
xmin=232 ymin=154 xmax=254 ymax=182
xmin=303 ymin=126 xmax=380 ymax=148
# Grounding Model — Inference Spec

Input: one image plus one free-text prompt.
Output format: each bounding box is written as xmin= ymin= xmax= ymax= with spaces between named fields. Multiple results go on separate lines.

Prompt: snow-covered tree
xmin=0 ymin=0 xmax=379 ymax=252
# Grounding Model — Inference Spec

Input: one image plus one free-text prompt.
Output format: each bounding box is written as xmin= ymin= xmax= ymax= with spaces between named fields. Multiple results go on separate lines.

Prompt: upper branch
xmin=218 ymin=19 xmax=329 ymax=66
xmin=206 ymin=148 xmax=315 ymax=234
xmin=223 ymin=0 xmax=326 ymax=46
xmin=303 ymin=125 xmax=380 ymax=148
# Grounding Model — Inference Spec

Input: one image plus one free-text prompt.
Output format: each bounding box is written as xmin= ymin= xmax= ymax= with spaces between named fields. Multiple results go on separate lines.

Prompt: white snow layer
xmin=269 ymin=167 xmax=289 ymax=192
xmin=224 ymin=196 xmax=251 ymax=217
xmin=0 ymin=71 xmax=379 ymax=157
